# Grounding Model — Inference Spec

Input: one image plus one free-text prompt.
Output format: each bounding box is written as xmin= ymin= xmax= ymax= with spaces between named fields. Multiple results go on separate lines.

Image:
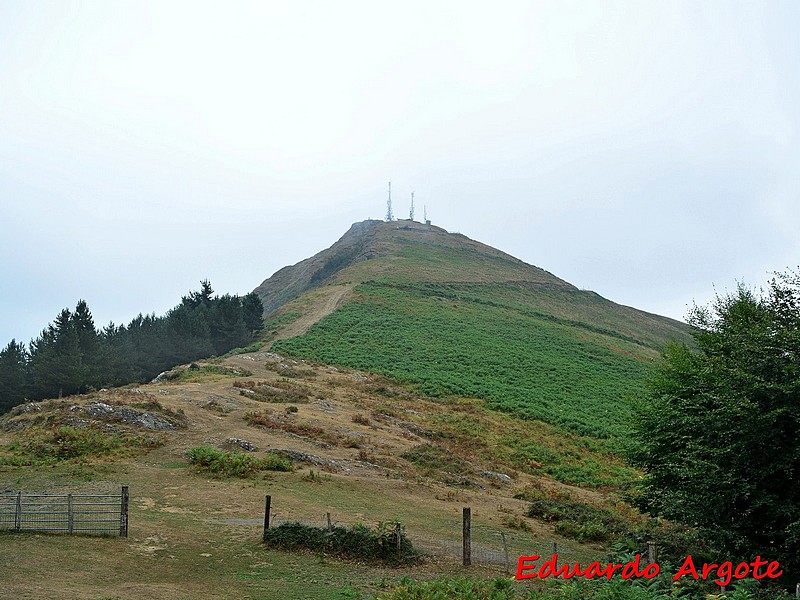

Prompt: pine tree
xmin=0 ymin=339 xmax=29 ymax=412
xmin=209 ymin=294 xmax=247 ymax=354
xmin=73 ymin=300 xmax=99 ymax=387
xmin=29 ymin=309 xmax=82 ymax=398
xmin=241 ymin=292 xmax=264 ymax=334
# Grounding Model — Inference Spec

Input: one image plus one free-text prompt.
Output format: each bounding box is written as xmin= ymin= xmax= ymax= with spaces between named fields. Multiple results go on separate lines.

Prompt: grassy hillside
xmin=274 ymin=282 xmax=649 ymax=439
xmin=265 ymin=220 xmax=689 ymax=443
xmin=0 ymin=352 xmax=636 ymax=599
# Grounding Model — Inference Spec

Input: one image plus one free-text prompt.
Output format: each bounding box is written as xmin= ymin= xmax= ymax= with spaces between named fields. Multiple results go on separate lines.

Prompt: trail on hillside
xmin=271 ymin=284 xmax=353 ymax=343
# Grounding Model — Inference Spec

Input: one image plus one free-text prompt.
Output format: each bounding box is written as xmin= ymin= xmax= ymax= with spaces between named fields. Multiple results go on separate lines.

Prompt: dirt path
xmin=271 ymin=284 xmax=353 ymax=343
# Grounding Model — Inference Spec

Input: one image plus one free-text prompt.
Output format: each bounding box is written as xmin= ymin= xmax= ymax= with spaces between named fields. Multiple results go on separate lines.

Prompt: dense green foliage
xmin=274 ymin=282 xmax=654 ymax=438
xmin=372 ymin=574 xmax=786 ymax=599
xmin=0 ymin=281 xmax=263 ymax=413
xmin=629 ymin=273 xmax=800 ymax=579
xmin=186 ymin=446 xmax=292 ymax=477
xmin=263 ymin=521 xmax=418 ymax=565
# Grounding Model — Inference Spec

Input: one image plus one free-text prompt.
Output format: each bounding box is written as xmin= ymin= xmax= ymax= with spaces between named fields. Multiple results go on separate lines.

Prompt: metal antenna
xmin=424 ymin=205 xmax=428 ymax=222
xmin=385 ymin=181 xmax=394 ymax=221
xmin=410 ymin=192 xmax=415 ymax=221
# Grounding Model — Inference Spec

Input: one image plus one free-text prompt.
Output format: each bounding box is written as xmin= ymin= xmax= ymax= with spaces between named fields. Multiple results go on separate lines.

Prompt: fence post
xmin=68 ymin=494 xmax=74 ymax=534
xmin=326 ymin=512 xmax=332 ymax=532
xmin=462 ymin=507 xmax=471 ymax=567
xmin=553 ymin=542 xmax=558 ymax=556
xmin=262 ymin=495 xmax=271 ymax=542
xmin=500 ymin=532 xmax=509 ymax=574
xmin=120 ymin=485 xmax=129 ymax=538
xmin=647 ymin=541 xmax=657 ymax=565
xmin=15 ymin=492 xmax=22 ymax=531
xmin=396 ymin=522 xmax=401 ymax=561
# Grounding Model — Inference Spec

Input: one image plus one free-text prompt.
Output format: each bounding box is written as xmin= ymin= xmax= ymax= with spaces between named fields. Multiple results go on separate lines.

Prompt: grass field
xmin=0 ymin=351 xmax=625 ymax=598
xmin=273 ymin=282 xmax=661 ymax=440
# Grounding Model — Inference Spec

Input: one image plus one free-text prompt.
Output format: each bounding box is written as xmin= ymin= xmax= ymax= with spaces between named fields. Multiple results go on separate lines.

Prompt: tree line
xmin=0 ymin=281 xmax=263 ymax=413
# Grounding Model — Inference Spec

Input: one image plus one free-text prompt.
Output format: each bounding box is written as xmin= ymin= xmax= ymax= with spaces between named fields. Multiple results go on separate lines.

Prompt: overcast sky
xmin=2 ymin=1 xmax=799 ymax=345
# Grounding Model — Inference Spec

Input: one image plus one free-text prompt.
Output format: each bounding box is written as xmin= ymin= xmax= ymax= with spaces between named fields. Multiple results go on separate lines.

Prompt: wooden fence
xmin=0 ymin=486 xmax=129 ymax=537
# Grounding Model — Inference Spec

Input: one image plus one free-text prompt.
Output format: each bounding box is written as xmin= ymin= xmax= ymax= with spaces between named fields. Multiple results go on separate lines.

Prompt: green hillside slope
xmin=259 ymin=219 xmax=689 ymax=443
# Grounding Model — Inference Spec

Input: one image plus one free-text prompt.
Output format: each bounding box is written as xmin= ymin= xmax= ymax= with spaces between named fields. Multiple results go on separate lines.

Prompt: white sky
xmin=2 ymin=1 xmax=799 ymax=345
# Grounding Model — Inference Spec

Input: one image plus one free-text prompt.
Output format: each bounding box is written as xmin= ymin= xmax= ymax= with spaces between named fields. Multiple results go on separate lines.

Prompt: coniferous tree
xmin=209 ymin=294 xmax=247 ymax=354
xmin=1 ymin=280 xmax=264 ymax=412
xmin=242 ymin=291 xmax=264 ymax=334
xmin=72 ymin=300 xmax=100 ymax=387
xmin=166 ymin=303 xmax=213 ymax=364
xmin=29 ymin=309 xmax=82 ymax=398
xmin=0 ymin=339 xmax=28 ymax=412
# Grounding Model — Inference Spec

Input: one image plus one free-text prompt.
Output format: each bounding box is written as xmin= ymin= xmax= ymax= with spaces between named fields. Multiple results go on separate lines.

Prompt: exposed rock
xmin=10 ymin=403 xmax=42 ymax=415
xmin=482 ymin=470 xmax=513 ymax=483
xmin=270 ymin=449 xmax=351 ymax=473
xmin=224 ymin=438 xmax=257 ymax=452
xmin=115 ymin=407 xmax=175 ymax=430
xmin=2 ymin=419 xmax=27 ymax=432
xmin=85 ymin=403 xmax=115 ymax=417
xmin=79 ymin=402 xmax=175 ymax=430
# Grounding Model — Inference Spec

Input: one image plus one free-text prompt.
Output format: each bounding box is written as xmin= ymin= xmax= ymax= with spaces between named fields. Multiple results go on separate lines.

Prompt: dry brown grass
xmin=0 ymin=350 xmax=616 ymax=599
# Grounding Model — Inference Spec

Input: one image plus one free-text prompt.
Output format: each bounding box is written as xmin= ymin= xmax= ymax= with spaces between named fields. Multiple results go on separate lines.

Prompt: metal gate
xmin=0 ymin=486 xmax=129 ymax=537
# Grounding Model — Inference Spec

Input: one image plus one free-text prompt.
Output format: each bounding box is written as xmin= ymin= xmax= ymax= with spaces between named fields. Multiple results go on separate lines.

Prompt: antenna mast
xmin=385 ymin=181 xmax=394 ymax=221
xmin=409 ymin=192 xmax=415 ymax=221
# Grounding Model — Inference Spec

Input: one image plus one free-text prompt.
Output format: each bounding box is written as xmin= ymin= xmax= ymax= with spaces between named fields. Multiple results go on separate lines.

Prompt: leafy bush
xmin=374 ymin=575 xmax=517 ymax=599
xmin=373 ymin=574 xmax=789 ymax=599
xmin=527 ymin=497 xmax=623 ymax=543
xmin=186 ymin=446 xmax=292 ymax=477
xmin=263 ymin=521 xmax=418 ymax=565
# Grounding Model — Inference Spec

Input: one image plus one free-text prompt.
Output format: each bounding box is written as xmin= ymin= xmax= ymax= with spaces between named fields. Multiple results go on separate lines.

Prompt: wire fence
xmin=0 ymin=486 xmax=129 ymax=537
xmin=261 ymin=500 xmax=584 ymax=572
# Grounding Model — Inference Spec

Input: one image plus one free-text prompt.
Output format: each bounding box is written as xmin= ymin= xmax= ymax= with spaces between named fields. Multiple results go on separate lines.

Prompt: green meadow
xmin=274 ymin=281 xmax=665 ymax=440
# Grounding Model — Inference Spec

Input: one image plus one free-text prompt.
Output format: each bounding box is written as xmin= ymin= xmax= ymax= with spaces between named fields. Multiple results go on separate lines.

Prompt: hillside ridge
xmin=253 ymin=219 xmax=576 ymax=315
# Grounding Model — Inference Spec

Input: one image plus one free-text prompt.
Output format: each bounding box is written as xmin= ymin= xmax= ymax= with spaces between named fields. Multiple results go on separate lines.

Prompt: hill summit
xmin=254 ymin=219 xmax=688 ymax=441
xmin=253 ymin=219 xmax=574 ymax=315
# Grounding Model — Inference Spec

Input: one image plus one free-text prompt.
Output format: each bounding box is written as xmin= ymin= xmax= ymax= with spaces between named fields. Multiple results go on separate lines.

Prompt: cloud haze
xmin=2 ymin=1 xmax=798 ymax=344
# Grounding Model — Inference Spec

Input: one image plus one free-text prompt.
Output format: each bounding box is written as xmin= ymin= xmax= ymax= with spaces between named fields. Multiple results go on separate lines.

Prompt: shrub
xmin=262 ymin=521 xmax=418 ymax=565
xmin=375 ymin=576 xmax=517 ymax=599
xmin=186 ymin=446 xmax=292 ymax=478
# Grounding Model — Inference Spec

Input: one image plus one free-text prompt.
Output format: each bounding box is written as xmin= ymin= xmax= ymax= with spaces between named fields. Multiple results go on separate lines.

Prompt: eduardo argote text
xmin=516 ymin=553 xmax=783 ymax=588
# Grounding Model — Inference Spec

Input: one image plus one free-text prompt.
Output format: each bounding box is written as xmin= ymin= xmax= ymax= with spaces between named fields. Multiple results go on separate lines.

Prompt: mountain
xmin=254 ymin=219 xmax=689 ymax=441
